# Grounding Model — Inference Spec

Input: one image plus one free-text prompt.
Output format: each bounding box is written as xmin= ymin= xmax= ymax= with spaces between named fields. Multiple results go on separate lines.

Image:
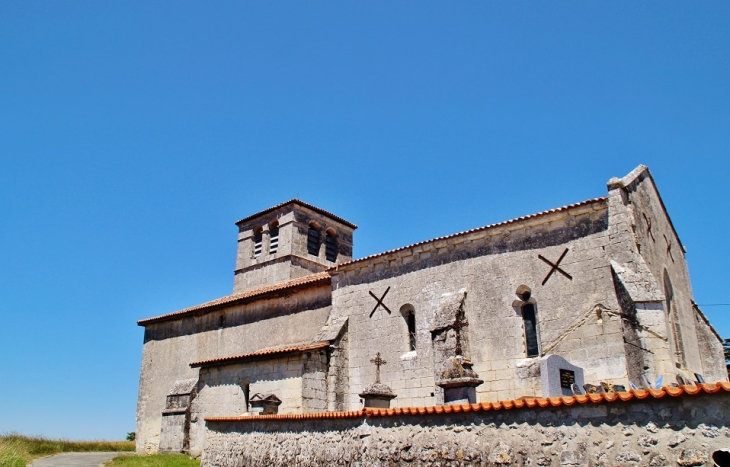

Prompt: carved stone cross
xmin=451 ymin=308 xmax=469 ymax=356
xmin=643 ymin=213 xmax=655 ymax=242
xmin=370 ymin=352 xmax=387 ymax=383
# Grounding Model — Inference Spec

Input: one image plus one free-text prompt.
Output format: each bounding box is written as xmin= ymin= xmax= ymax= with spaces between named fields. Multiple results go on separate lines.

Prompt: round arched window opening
xmin=522 ymin=303 xmax=539 ymax=357
xmin=269 ymin=220 xmax=279 ymax=254
xmin=252 ymin=226 xmax=264 ymax=258
xmin=325 ymin=228 xmax=338 ymax=262
xmin=400 ymin=304 xmax=417 ymax=352
xmin=307 ymin=222 xmax=321 ymax=255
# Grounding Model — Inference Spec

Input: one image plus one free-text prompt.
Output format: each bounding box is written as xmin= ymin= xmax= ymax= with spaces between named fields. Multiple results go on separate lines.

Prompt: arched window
xmin=522 ymin=303 xmax=539 ymax=357
xmin=307 ymin=222 xmax=320 ymax=255
xmin=252 ymin=227 xmax=263 ymax=258
xmin=515 ymin=285 xmax=539 ymax=357
xmin=325 ymin=229 xmax=337 ymax=262
xmin=400 ymin=305 xmax=417 ymax=351
xmin=269 ymin=221 xmax=279 ymax=254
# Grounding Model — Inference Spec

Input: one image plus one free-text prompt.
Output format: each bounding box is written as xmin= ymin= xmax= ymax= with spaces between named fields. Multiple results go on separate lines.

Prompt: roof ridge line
xmin=328 ymin=196 xmax=608 ymax=272
xmin=235 ymin=198 xmax=358 ymax=229
xmin=190 ymin=341 xmax=330 ymax=368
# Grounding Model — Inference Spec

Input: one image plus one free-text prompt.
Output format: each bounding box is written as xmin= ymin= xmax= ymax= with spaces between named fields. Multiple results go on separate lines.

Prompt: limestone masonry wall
xmin=203 ymin=387 xmax=730 ymax=467
xmin=135 ymin=285 xmax=331 ymax=453
xmin=330 ymin=202 xmax=625 ymax=407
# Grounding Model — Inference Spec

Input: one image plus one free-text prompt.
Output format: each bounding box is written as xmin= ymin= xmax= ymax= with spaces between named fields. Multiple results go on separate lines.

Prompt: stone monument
xmin=540 ymin=354 xmax=585 ymax=398
xmin=436 ymin=296 xmax=483 ymax=404
xmin=359 ymin=352 xmax=397 ymax=409
xmin=249 ymin=393 xmax=282 ymax=415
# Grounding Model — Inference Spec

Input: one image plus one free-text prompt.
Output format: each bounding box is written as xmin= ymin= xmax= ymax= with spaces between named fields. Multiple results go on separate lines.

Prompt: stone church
xmin=135 ymin=165 xmax=727 ymax=455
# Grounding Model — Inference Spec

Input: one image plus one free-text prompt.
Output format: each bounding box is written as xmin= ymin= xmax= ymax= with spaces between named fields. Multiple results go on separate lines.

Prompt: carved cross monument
xmin=370 ymin=352 xmax=387 ymax=383
xmin=451 ymin=308 xmax=469 ymax=356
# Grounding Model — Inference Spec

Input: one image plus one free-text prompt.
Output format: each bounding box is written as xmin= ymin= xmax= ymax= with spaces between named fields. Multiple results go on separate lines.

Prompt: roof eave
xmin=137 ymin=274 xmax=331 ymax=327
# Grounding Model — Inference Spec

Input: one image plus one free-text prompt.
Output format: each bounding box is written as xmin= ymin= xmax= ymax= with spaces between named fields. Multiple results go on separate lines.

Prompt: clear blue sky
xmin=1 ymin=2 xmax=728 ymax=440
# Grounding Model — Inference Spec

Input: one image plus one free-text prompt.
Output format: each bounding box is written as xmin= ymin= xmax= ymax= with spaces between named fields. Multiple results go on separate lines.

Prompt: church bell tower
xmin=232 ymin=199 xmax=356 ymax=293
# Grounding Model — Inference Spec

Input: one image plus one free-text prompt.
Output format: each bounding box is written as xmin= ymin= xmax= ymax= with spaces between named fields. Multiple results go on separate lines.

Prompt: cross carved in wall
xmin=642 ymin=213 xmax=655 ymax=242
xmin=370 ymin=352 xmax=387 ymax=383
xmin=663 ymin=234 xmax=675 ymax=263
xmin=538 ymin=248 xmax=572 ymax=286
xmin=451 ymin=307 xmax=469 ymax=356
xmin=369 ymin=287 xmax=392 ymax=318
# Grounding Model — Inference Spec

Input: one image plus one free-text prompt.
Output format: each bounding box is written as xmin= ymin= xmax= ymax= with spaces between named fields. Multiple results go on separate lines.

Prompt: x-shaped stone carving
xmin=538 ymin=248 xmax=572 ymax=285
xmin=663 ymin=234 xmax=674 ymax=263
xmin=369 ymin=287 xmax=392 ymax=318
xmin=642 ymin=213 xmax=655 ymax=242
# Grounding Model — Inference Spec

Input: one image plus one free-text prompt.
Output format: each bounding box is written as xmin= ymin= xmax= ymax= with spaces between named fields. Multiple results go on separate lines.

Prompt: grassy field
xmin=106 ymin=454 xmax=200 ymax=467
xmin=0 ymin=434 xmax=134 ymax=467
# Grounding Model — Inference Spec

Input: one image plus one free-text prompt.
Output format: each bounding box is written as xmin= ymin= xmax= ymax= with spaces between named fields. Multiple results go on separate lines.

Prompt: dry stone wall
xmin=203 ymin=391 xmax=730 ymax=467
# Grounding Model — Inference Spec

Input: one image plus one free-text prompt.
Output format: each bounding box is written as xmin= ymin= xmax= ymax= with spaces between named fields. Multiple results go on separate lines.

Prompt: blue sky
xmin=1 ymin=2 xmax=728 ymax=440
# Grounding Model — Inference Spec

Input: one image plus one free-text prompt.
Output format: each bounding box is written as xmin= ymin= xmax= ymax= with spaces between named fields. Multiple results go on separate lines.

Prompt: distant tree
xmin=724 ymin=338 xmax=730 ymax=378
xmin=126 ymin=432 xmax=136 ymax=442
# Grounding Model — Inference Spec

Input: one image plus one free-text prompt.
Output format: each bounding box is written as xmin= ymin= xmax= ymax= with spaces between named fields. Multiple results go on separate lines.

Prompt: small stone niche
xmin=249 ymin=393 xmax=282 ymax=415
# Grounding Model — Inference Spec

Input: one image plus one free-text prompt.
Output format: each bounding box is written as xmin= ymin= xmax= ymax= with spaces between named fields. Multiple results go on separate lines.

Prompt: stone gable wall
xmin=203 ymin=392 xmax=730 ymax=467
xmin=616 ymin=167 xmax=725 ymax=382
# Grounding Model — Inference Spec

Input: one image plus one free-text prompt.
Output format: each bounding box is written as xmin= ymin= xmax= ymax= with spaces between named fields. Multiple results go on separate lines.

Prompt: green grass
xmin=0 ymin=434 xmax=134 ymax=467
xmin=106 ymin=455 xmax=199 ymax=467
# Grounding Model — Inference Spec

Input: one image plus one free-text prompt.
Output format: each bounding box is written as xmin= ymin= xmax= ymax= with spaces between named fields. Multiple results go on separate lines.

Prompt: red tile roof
xmin=137 ymin=272 xmax=331 ymax=326
xmin=235 ymin=199 xmax=357 ymax=229
xmin=190 ymin=341 xmax=330 ymax=368
xmin=205 ymin=382 xmax=730 ymax=422
xmin=327 ymin=197 xmax=607 ymax=272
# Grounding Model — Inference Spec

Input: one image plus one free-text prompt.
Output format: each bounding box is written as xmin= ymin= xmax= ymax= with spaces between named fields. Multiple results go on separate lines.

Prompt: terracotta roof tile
xmin=235 ymin=199 xmax=357 ymax=229
xmin=327 ymin=197 xmax=607 ymax=272
xmin=190 ymin=341 xmax=330 ymax=368
xmin=137 ymin=272 xmax=331 ymax=326
xmin=205 ymin=382 xmax=730 ymax=422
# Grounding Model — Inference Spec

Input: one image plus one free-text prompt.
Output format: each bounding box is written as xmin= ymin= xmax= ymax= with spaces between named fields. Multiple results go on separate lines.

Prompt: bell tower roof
xmin=235 ymin=198 xmax=357 ymax=229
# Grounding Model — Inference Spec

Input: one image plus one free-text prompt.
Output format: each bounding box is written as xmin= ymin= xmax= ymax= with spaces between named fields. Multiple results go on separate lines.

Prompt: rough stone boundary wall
xmin=203 ymin=390 xmax=730 ymax=467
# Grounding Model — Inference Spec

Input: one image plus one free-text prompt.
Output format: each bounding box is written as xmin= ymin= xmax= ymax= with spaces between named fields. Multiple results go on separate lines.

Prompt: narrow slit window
xmin=325 ymin=233 xmax=337 ymax=262
xmin=253 ymin=231 xmax=263 ymax=258
xmin=407 ymin=312 xmax=416 ymax=351
xmin=243 ymin=383 xmax=250 ymax=412
xmin=522 ymin=303 xmax=539 ymax=357
xmin=269 ymin=226 xmax=279 ymax=254
xmin=307 ymin=227 xmax=320 ymax=255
